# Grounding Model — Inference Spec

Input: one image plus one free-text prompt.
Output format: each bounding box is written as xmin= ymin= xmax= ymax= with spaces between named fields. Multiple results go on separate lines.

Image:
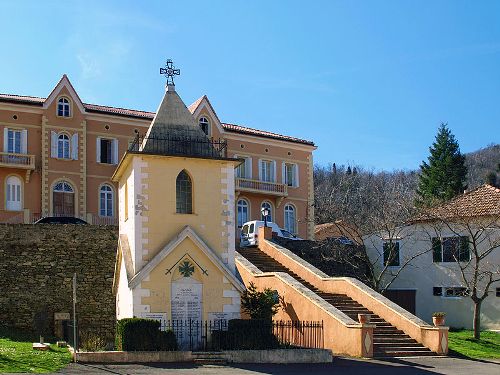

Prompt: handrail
xmin=0 ymin=152 xmax=35 ymax=168
xmin=236 ymin=178 xmax=288 ymax=195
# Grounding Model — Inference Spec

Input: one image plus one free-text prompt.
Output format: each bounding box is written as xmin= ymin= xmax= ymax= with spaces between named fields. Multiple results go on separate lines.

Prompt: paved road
xmin=52 ymin=357 xmax=499 ymax=375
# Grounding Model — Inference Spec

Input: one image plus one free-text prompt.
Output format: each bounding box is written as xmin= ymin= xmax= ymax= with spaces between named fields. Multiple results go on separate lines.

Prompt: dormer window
xmin=57 ymin=97 xmax=71 ymax=117
xmin=199 ymin=117 xmax=210 ymax=136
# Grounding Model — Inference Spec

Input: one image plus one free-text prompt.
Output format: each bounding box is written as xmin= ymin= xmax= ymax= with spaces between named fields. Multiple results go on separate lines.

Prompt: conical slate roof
xmin=141 ymin=84 xmax=218 ymax=157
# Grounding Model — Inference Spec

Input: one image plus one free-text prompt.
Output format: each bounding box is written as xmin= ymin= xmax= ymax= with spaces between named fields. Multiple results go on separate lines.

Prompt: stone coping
xmin=235 ymin=253 xmax=358 ymax=326
xmin=75 ymin=349 xmax=333 ymax=364
xmin=264 ymin=240 xmax=434 ymax=330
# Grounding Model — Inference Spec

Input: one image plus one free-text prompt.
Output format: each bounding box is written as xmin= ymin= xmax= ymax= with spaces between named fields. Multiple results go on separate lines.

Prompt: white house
xmin=363 ymin=184 xmax=500 ymax=330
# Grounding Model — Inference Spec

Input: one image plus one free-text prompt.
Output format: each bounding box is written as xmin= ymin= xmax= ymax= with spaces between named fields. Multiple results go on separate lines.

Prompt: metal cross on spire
xmin=160 ymin=59 xmax=180 ymax=86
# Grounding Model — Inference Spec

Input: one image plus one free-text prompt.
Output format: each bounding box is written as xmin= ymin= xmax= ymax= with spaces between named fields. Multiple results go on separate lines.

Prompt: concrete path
xmin=53 ymin=356 xmax=499 ymax=375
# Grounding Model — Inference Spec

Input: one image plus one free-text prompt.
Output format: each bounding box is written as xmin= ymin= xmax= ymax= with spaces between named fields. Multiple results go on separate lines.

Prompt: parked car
xmin=35 ymin=216 xmax=88 ymax=224
xmin=240 ymin=220 xmax=302 ymax=246
xmin=279 ymin=229 xmax=303 ymax=241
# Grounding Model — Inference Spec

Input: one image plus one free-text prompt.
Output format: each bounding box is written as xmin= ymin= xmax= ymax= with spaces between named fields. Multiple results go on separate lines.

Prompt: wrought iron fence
xmin=159 ymin=319 xmax=324 ymax=351
xmin=129 ymin=134 xmax=228 ymax=159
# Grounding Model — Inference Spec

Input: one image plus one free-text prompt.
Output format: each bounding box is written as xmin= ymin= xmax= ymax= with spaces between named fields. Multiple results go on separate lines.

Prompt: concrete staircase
xmin=238 ymin=247 xmax=435 ymax=357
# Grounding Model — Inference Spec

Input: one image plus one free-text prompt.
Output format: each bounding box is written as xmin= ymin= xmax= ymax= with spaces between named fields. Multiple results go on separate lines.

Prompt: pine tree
xmin=416 ymin=123 xmax=467 ymax=206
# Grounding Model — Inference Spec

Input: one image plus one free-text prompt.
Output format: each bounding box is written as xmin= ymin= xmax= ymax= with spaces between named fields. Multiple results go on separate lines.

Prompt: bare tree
xmin=426 ymin=214 xmax=500 ymax=339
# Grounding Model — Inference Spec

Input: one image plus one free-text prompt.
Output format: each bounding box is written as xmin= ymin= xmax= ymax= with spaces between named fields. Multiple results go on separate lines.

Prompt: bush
xmin=115 ymin=318 xmax=177 ymax=351
xmin=224 ymin=319 xmax=280 ymax=350
xmin=241 ymin=282 xmax=280 ymax=320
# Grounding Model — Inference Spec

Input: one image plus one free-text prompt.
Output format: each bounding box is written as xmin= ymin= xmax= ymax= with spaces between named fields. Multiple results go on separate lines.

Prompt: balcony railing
xmin=236 ymin=178 xmax=288 ymax=196
xmin=129 ymin=134 xmax=228 ymax=159
xmin=0 ymin=152 xmax=35 ymax=169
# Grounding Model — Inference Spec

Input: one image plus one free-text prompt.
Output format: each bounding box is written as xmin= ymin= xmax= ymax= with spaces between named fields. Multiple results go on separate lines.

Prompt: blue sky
xmin=1 ymin=1 xmax=499 ymax=170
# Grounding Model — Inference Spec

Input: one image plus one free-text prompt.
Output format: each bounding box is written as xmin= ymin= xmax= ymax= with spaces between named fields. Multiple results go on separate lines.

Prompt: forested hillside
xmin=314 ymin=143 xmax=500 ymax=234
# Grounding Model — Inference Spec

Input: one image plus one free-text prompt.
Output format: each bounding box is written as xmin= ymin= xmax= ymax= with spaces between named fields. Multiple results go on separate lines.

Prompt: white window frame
xmin=99 ymin=184 xmax=114 ymax=217
xmin=57 ymin=97 xmax=71 ymax=117
xmin=282 ymin=162 xmax=299 ymax=187
xmin=259 ymin=159 xmax=275 ymax=182
xmin=199 ymin=116 xmax=210 ymax=136
xmin=5 ymin=175 xmax=22 ymax=211
xmin=261 ymin=201 xmax=273 ymax=222
xmin=50 ymin=132 xmax=78 ymax=160
xmin=96 ymin=137 xmax=119 ymax=165
xmin=3 ymin=128 xmax=27 ymax=154
xmin=284 ymin=204 xmax=296 ymax=234
xmin=237 ymin=198 xmax=250 ymax=228
xmin=57 ymin=133 xmax=71 ymax=159
xmin=235 ymin=155 xmax=252 ymax=179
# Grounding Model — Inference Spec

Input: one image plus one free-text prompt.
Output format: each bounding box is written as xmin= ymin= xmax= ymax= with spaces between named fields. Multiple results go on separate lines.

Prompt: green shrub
xmin=115 ymin=318 xmax=177 ymax=351
xmin=241 ymin=282 xmax=280 ymax=320
xmin=225 ymin=319 xmax=280 ymax=350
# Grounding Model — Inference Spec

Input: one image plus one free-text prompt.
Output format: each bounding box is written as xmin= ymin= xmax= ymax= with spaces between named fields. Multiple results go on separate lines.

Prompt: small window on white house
xmin=57 ymin=97 xmax=71 ymax=117
xmin=199 ymin=117 xmax=210 ymax=136
xmin=383 ymin=241 xmax=400 ymax=267
xmin=283 ymin=163 xmax=298 ymax=187
xmin=99 ymin=184 xmax=114 ymax=217
xmin=4 ymin=128 xmax=27 ymax=154
xmin=443 ymin=287 xmax=468 ymax=298
xmin=284 ymin=204 xmax=296 ymax=234
xmin=96 ymin=137 xmax=118 ymax=164
xmin=5 ymin=175 xmax=22 ymax=211
xmin=261 ymin=201 xmax=273 ymax=222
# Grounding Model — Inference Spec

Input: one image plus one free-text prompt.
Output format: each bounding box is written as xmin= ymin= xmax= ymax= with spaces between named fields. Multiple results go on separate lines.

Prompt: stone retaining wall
xmin=0 ymin=224 xmax=117 ymax=339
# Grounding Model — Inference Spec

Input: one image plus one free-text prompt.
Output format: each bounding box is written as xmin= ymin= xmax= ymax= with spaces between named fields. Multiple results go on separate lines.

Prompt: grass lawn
xmin=448 ymin=329 xmax=500 ymax=359
xmin=0 ymin=326 xmax=71 ymax=373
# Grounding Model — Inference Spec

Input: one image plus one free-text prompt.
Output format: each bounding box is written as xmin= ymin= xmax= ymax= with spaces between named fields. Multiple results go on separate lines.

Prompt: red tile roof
xmin=222 ymin=123 xmax=314 ymax=146
xmin=0 ymin=93 xmax=315 ymax=146
xmin=414 ymin=184 xmax=500 ymax=221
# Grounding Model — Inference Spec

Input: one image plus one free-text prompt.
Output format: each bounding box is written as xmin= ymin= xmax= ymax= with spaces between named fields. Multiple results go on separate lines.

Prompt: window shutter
xmin=246 ymin=157 xmax=252 ymax=179
xmin=459 ymin=236 xmax=470 ymax=262
xmin=294 ymin=164 xmax=299 ymax=187
xmin=432 ymin=237 xmax=441 ymax=263
xmin=258 ymin=159 xmax=262 ymax=180
xmin=71 ymin=133 xmax=78 ymax=160
xmin=21 ymin=130 xmax=28 ymax=154
xmin=113 ymin=139 xmax=119 ymax=164
xmin=282 ymin=162 xmax=286 ymax=184
xmin=272 ymin=160 xmax=276 ymax=182
xmin=96 ymin=137 xmax=101 ymax=163
xmin=51 ymin=131 xmax=58 ymax=158
xmin=3 ymin=128 xmax=8 ymax=152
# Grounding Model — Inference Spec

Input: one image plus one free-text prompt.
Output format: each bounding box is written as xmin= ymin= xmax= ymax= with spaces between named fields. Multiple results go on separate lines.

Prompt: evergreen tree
xmin=416 ymin=123 xmax=467 ymax=206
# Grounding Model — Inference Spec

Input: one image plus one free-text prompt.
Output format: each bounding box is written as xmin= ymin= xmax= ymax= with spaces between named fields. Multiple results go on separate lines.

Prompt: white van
xmin=240 ymin=220 xmax=283 ymax=247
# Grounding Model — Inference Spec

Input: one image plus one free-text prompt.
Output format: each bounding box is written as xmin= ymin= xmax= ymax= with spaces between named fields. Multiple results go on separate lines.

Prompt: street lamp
xmin=261 ymin=206 xmax=270 ymax=228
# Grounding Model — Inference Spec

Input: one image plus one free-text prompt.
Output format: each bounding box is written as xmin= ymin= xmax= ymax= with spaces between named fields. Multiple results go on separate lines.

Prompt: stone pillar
xmin=360 ymin=324 xmax=375 ymax=357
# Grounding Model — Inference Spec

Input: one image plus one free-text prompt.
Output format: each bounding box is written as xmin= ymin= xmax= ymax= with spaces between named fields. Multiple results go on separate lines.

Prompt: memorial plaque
xmin=171 ymin=278 xmax=202 ymax=322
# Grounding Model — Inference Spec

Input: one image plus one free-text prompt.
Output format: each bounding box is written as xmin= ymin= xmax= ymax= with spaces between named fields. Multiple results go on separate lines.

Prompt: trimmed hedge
xmin=115 ymin=318 xmax=177 ymax=351
xmin=211 ymin=319 xmax=279 ymax=350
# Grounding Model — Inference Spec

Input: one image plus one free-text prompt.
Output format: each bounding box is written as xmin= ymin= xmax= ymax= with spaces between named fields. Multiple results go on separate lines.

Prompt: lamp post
xmin=261 ymin=206 xmax=270 ymax=228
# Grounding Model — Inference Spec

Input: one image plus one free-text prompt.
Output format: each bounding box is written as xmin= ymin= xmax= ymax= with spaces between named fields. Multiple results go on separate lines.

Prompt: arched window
xmin=6 ymin=175 xmax=22 ymax=211
xmin=57 ymin=97 xmax=71 ymax=117
xmin=53 ymin=181 xmax=74 ymax=216
xmin=176 ymin=170 xmax=192 ymax=214
xmin=261 ymin=201 xmax=273 ymax=222
xmin=284 ymin=204 xmax=296 ymax=234
xmin=99 ymin=184 xmax=114 ymax=217
xmin=57 ymin=134 xmax=70 ymax=159
xmin=199 ymin=117 xmax=210 ymax=136
xmin=237 ymin=199 xmax=249 ymax=227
